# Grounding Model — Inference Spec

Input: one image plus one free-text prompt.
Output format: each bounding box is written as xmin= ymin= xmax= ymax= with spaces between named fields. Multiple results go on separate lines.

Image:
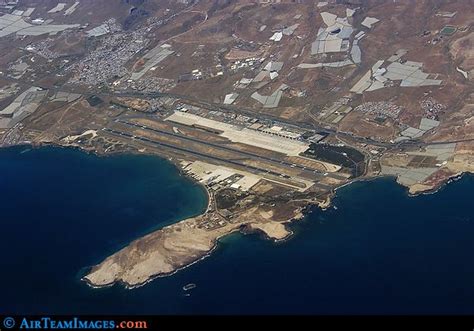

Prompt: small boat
xmin=182 ymin=283 xmax=197 ymax=291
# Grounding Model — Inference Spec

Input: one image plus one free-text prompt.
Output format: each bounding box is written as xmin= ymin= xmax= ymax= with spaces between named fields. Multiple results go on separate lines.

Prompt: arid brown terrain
xmin=0 ymin=0 xmax=473 ymax=287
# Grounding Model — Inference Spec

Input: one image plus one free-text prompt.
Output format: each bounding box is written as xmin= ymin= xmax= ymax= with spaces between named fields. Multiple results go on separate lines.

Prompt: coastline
xmin=81 ymin=208 xmax=302 ymax=290
xmin=81 ymin=201 xmax=307 ymax=289
xmin=82 ymin=242 xmax=222 ymax=290
xmin=407 ymin=172 xmax=469 ymax=197
xmin=3 ymin=142 xmax=474 ymax=314
xmin=4 ymin=142 xmax=472 ymax=289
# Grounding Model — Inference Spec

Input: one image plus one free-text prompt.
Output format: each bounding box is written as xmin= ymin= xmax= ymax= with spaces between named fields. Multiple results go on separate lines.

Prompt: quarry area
xmin=0 ymin=0 xmax=473 ymax=287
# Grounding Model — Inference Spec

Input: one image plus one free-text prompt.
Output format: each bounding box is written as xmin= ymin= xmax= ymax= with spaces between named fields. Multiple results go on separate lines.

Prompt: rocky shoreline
xmin=6 ymin=141 xmax=471 ymax=289
xmin=82 ymin=203 xmax=308 ymax=289
xmin=82 ymin=166 xmax=472 ymax=289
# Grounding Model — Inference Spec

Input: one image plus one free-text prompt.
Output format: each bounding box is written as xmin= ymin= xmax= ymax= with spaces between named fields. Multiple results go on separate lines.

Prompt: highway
xmin=44 ymin=86 xmax=474 ymax=149
xmin=109 ymin=90 xmax=398 ymax=147
xmin=108 ymin=90 xmax=459 ymax=149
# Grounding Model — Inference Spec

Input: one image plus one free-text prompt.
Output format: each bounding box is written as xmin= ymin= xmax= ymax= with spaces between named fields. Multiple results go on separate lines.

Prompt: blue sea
xmin=1 ymin=146 xmax=474 ymax=314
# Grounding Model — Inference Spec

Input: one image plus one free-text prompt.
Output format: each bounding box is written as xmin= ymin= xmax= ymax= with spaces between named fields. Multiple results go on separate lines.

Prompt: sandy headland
xmin=83 ymin=204 xmax=302 ymax=288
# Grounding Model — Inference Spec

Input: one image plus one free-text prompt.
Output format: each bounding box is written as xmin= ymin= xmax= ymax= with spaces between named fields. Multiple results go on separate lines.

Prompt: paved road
xmin=103 ymin=127 xmax=304 ymax=181
xmin=109 ymin=90 xmax=474 ymax=149
xmin=116 ymin=119 xmax=331 ymax=178
xmin=44 ymin=86 xmax=474 ymax=149
xmin=109 ymin=90 xmax=400 ymax=146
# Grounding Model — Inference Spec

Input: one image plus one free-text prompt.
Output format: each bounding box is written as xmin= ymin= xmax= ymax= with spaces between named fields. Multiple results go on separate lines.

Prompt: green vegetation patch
xmin=304 ymin=143 xmax=366 ymax=177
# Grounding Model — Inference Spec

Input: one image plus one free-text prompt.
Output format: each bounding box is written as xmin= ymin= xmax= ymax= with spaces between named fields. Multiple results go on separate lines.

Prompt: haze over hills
xmin=0 ymin=0 xmax=473 ymax=288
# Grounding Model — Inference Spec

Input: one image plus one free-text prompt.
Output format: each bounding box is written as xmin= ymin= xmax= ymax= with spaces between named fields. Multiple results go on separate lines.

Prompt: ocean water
xmin=1 ymin=146 xmax=474 ymax=315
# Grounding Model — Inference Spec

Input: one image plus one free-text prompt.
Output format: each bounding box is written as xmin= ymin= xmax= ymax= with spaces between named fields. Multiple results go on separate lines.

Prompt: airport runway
xmin=116 ymin=119 xmax=329 ymax=178
xmin=103 ymin=127 xmax=296 ymax=179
